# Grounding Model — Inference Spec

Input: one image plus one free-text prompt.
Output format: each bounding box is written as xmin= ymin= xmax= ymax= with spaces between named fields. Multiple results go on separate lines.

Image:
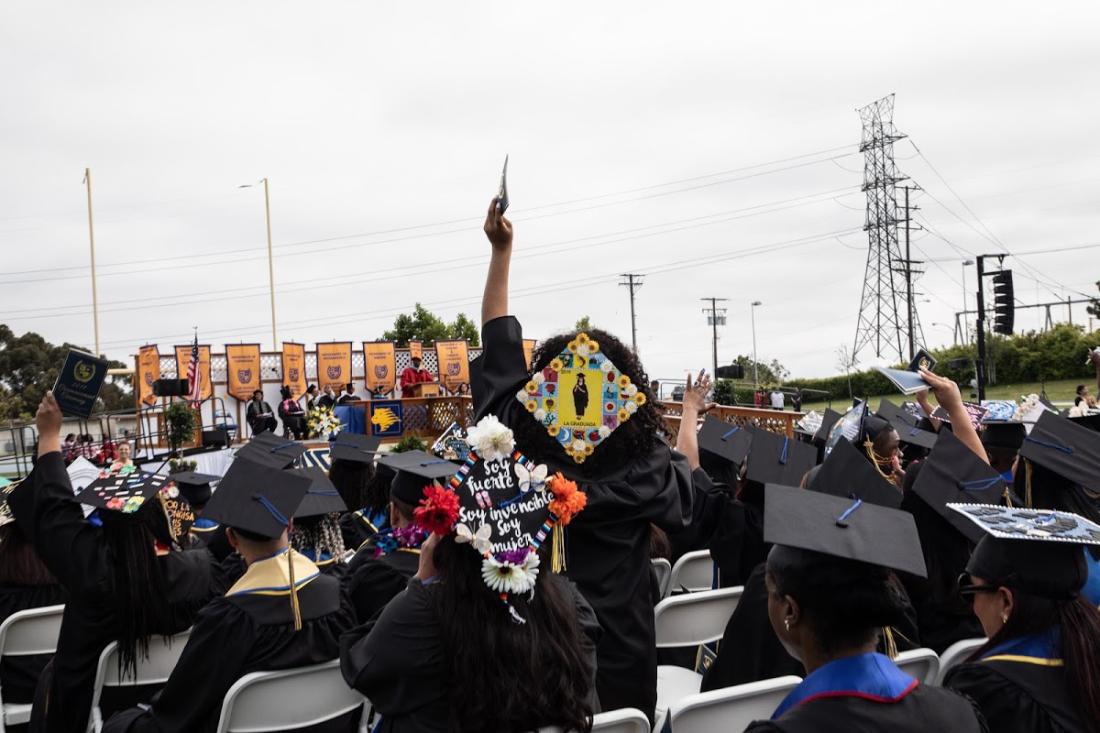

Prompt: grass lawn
xmin=798 ymin=377 xmax=1086 ymax=414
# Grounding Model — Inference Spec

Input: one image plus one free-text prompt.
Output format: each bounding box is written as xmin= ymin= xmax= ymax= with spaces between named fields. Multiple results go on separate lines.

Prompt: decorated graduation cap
xmin=203 ymin=458 xmax=310 ymax=539
xmin=1018 ymin=411 xmax=1100 ymax=493
xmin=291 ymin=467 xmax=348 ymax=518
xmin=379 ymin=450 xmax=459 ymax=507
xmin=167 ymin=471 xmax=219 ymax=507
xmin=825 ymin=400 xmax=867 ymax=455
xmin=981 ymin=421 xmax=1026 ymax=452
xmin=515 ymin=332 xmax=644 ymax=464
xmin=77 ymin=471 xmax=170 ymax=515
xmin=808 ymin=436 xmax=902 ymax=509
xmin=328 ymin=431 xmax=381 ymax=465
xmin=697 ymin=415 xmax=752 ymax=467
xmin=745 ymin=427 xmax=816 ymax=487
xmin=949 ymin=504 xmax=1100 ymax=599
xmin=912 ymin=429 xmax=1007 ymax=543
xmin=764 ymin=483 xmax=927 ymax=577
xmin=236 ymin=432 xmax=306 ymax=470
xmin=813 ymin=409 xmax=842 ymax=445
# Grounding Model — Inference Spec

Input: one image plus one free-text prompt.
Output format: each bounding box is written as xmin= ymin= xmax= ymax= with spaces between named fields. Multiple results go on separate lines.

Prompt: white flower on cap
xmin=465 ymin=414 xmax=516 ymax=463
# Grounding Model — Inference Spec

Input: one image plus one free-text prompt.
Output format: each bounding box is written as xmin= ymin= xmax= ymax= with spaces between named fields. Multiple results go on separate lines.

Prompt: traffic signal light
xmin=992 ymin=270 xmax=1014 ymax=335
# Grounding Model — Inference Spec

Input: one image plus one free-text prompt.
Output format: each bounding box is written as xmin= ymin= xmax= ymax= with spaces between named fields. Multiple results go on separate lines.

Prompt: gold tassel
xmin=287 ymin=549 xmax=302 ymax=632
xmin=882 ymin=626 xmax=898 ymax=659
xmin=863 ymin=440 xmax=894 ymax=483
xmin=551 ymin=525 xmax=567 ymax=573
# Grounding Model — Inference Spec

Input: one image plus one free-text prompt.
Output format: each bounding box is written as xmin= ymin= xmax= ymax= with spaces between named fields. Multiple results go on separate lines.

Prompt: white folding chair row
xmin=651 ymin=558 xmax=672 ymax=600
xmin=0 ymin=604 xmax=65 ymax=732
xmin=89 ymin=629 xmax=192 ymax=732
xmin=933 ymin=637 xmax=987 ymax=685
xmin=893 ymin=647 xmax=940 ymax=685
xmin=668 ymin=550 xmax=715 ymax=594
xmin=538 ymin=706 xmax=651 ymax=733
xmin=668 ymin=675 xmax=802 ymax=733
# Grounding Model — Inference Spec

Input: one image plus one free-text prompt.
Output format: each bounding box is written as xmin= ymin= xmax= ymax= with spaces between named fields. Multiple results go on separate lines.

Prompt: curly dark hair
xmin=432 ymin=535 xmax=595 ymax=732
xmin=513 ymin=328 xmax=663 ymax=477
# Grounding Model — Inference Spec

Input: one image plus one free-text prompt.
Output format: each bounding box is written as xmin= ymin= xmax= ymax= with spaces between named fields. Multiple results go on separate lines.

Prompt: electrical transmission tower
xmin=852 ymin=94 xmax=915 ymax=363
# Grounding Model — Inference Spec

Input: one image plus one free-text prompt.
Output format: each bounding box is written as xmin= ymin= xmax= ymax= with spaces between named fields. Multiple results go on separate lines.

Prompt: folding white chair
xmin=893 ymin=648 xmax=940 ymax=685
xmin=89 ymin=629 xmax=192 ymax=732
xmin=215 ymin=659 xmax=368 ymax=733
xmin=668 ymin=550 xmax=715 ymax=593
xmin=651 ymin=558 xmax=672 ymax=600
xmin=667 ymin=675 xmax=802 ymax=732
xmin=653 ymin=586 xmax=743 ymax=728
xmin=0 ymin=604 xmax=65 ymax=732
xmin=933 ymin=637 xmax=987 ymax=686
xmin=539 ymin=707 xmax=650 ymax=733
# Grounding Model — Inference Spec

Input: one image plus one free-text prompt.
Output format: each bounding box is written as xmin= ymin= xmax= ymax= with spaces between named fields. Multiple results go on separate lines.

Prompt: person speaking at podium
xmin=400 ymin=355 xmax=433 ymax=394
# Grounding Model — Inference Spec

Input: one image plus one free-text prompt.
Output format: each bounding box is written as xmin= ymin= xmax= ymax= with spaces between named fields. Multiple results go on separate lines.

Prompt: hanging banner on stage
xmin=408 ymin=340 xmax=423 ymax=361
xmin=225 ymin=344 xmax=262 ymax=401
xmin=523 ymin=339 xmax=537 ymax=371
xmin=173 ymin=344 xmax=212 ymax=400
xmin=434 ymin=340 xmax=470 ymax=391
xmin=364 ymin=341 xmax=397 ymax=395
xmin=137 ymin=345 xmax=160 ymax=407
xmin=316 ymin=342 xmax=352 ymax=392
xmin=281 ymin=342 xmax=307 ymax=399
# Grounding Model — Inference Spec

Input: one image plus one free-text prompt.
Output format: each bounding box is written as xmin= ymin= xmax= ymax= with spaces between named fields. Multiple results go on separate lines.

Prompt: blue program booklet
xmin=52 ymin=349 xmax=109 ymax=418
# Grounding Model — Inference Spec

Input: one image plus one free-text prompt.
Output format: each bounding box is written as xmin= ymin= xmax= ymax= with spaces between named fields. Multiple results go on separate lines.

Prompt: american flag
xmin=187 ymin=335 xmax=202 ymax=405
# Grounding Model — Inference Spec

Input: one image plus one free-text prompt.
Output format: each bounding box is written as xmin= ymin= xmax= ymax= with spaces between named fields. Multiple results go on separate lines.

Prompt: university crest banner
xmin=434 ymin=340 xmax=470 ymax=391
xmin=317 ymin=342 xmax=352 ymax=392
xmin=137 ymin=345 xmax=160 ymax=407
xmin=364 ymin=341 xmax=397 ymax=395
xmin=281 ymin=342 xmax=306 ymax=399
xmin=225 ymin=344 xmax=262 ymax=401
xmin=173 ymin=344 xmax=212 ymax=400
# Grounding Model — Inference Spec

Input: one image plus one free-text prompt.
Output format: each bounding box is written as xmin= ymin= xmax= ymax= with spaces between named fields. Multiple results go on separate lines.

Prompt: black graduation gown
xmin=944 ymin=629 xmax=1085 ymax=733
xmin=338 ymin=509 xmax=383 ymax=555
xmin=103 ymin=551 xmax=358 ymax=733
xmin=9 ymin=452 xmax=229 ymax=733
xmin=708 ymin=494 xmax=767 ymax=588
xmin=345 ymin=545 xmax=420 ymax=624
xmin=665 ymin=468 xmax=735 ymax=564
xmin=340 ymin=575 xmax=601 ymax=733
xmin=0 ymin=584 xmax=68 ymax=704
xmin=472 ymin=316 xmax=693 ymax=717
xmin=188 ymin=518 xmax=234 ymax=562
xmin=744 ymin=653 xmax=987 ymax=732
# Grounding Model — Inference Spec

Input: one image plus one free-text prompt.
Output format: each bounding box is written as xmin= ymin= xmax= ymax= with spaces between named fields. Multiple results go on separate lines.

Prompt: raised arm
xmin=919 ymin=368 xmax=987 ymax=462
xmin=675 ymin=370 xmax=715 ymax=470
xmin=481 ymin=198 xmax=514 ymax=325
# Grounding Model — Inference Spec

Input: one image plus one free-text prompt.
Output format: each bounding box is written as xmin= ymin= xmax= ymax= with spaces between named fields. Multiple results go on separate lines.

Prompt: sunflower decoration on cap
xmin=412 ymin=414 xmax=587 ymax=623
xmin=516 ymin=332 xmax=643 ymax=464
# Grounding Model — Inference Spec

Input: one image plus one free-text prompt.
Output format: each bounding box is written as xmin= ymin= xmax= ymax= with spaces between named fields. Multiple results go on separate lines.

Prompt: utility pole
xmin=976 ymin=256 xmax=987 ymax=401
xmin=83 ymin=168 xmax=101 ymax=357
xmin=263 ymin=178 xmax=277 ymax=348
xmin=619 ymin=274 xmax=644 ymax=352
xmin=701 ymin=297 xmax=728 ymax=381
xmin=895 ymin=185 xmax=925 ymax=360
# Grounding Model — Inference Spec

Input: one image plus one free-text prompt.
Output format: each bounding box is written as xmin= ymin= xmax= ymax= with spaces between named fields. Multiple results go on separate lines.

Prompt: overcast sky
xmin=3 ymin=1 xmax=1099 ymax=383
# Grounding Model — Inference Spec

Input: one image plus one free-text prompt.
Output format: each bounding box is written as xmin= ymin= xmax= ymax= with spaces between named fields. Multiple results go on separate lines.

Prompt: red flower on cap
xmin=414 ymin=485 xmax=461 ymax=536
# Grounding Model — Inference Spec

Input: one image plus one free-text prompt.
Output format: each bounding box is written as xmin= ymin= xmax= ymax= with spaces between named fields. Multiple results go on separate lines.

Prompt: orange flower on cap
xmin=547 ymin=472 xmax=587 ymax=526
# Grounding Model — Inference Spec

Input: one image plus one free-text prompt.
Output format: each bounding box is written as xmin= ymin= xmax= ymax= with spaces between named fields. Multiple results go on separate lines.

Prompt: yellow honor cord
xmin=287 ymin=549 xmax=302 ymax=632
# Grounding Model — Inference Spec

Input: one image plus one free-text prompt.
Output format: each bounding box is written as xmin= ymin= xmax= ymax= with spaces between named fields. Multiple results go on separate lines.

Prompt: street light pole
xmin=240 ymin=178 xmax=278 ymax=349
xmin=83 ymin=168 xmax=101 ymax=356
xmin=751 ymin=301 xmax=762 ymax=390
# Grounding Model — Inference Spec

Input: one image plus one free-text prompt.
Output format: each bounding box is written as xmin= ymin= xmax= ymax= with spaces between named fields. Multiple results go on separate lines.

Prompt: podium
xmin=406 ymin=381 xmax=442 ymax=398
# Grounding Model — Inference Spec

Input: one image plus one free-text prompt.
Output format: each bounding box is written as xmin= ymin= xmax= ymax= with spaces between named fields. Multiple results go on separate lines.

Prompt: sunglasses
xmin=957 ymin=573 xmax=1000 ymax=599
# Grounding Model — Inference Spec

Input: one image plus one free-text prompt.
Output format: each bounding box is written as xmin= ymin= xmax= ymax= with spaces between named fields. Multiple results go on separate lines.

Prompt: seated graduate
xmin=944 ymin=505 xmax=1100 ymax=733
xmin=472 ymin=198 xmax=692 ymax=717
xmin=341 ymin=419 xmax=601 ymax=732
xmin=744 ymin=485 xmax=985 ymax=732
xmin=0 ymin=487 xmax=68 ymax=707
xmin=336 ymin=383 xmax=358 ymax=405
xmin=278 ymin=386 xmax=307 ymax=440
xmin=172 ymin=471 xmax=231 ymax=558
xmin=289 ymin=467 xmax=348 ymax=574
xmin=344 ymin=453 xmax=451 ymax=624
xmin=326 ymin=432 xmax=386 ymax=549
xmin=246 ymin=390 xmax=277 ymax=436
xmin=10 ymin=393 xmax=230 ymax=733
xmin=104 ymin=457 xmax=358 ymax=733
xmin=703 ymin=436 xmax=920 ymax=692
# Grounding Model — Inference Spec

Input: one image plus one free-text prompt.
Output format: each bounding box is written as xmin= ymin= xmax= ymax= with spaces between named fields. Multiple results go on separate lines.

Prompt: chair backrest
xmin=669 ymin=675 xmax=802 ymax=732
xmin=0 ymin=604 xmax=65 ymax=657
xmin=538 ymin=707 xmax=650 ymax=733
xmin=669 ymin=550 xmax=715 ymax=593
xmin=654 ymin=586 xmax=743 ymax=648
xmin=651 ymin=558 xmax=672 ymax=600
xmin=894 ymin=648 xmax=940 ymax=685
xmin=216 ymin=659 xmax=365 ymax=733
xmin=95 ymin=629 xmax=192 ymax=690
xmin=934 ymin=637 xmax=987 ymax=686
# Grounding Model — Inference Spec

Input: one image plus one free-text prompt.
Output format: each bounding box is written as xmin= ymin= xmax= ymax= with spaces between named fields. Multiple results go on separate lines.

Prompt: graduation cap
xmin=808 ymin=436 xmax=902 ymax=509
xmin=167 ymin=471 xmax=220 ymax=507
xmin=379 ymin=450 xmax=459 ymax=506
xmin=77 ymin=471 xmax=169 ymax=514
xmin=980 ymin=421 xmax=1026 ymax=452
xmin=203 ymin=458 xmax=310 ymax=539
xmin=813 ymin=409 xmax=842 ymax=445
xmin=913 ymin=429 xmax=1007 ymax=543
xmin=745 ymin=428 xmax=816 ymax=488
xmin=764 ymin=483 xmax=927 ymax=578
xmin=328 ymin=432 xmax=382 ymax=465
xmin=877 ymin=400 xmax=938 ymax=449
xmin=825 ymin=401 xmax=866 ymax=455
xmin=0 ymin=480 xmax=21 ymax=528
xmin=697 ymin=416 xmax=752 ymax=467
xmin=1018 ymin=411 xmax=1100 ymax=492
xmin=235 ymin=433 xmax=306 ymax=470
xmin=291 ymin=467 xmax=348 ymax=518
xmin=1068 ymin=412 xmax=1100 ymax=433
xmin=949 ymin=503 xmax=1100 ymax=599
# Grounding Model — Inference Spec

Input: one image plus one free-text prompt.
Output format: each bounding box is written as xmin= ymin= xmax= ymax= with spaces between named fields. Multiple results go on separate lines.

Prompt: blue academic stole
xmin=980 ymin=627 xmax=1063 ymax=667
xmin=772 ymin=653 xmax=917 ymax=719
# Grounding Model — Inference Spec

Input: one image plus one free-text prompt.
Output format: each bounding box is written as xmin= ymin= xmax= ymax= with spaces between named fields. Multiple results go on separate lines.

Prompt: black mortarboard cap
xmin=913 ymin=429 xmax=1006 ymax=543
xmin=862 ymin=415 xmax=891 ymax=442
xmin=980 ymin=421 xmax=1026 ymax=452
xmin=764 ymin=483 xmax=927 ymax=577
xmin=1069 ymin=412 xmax=1100 ymax=433
xmin=949 ymin=504 xmax=1100 ymax=598
xmin=1018 ymin=411 xmax=1100 ymax=492
xmin=877 ymin=399 xmax=917 ymax=428
xmin=380 ymin=450 xmax=459 ymax=506
xmin=77 ymin=471 xmax=169 ymax=514
xmin=697 ymin=416 xmax=753 ymax=467
xmin=877 ymin=400 xmax=938 ymax=449
xmin=745 ymin=428 xmax=817 ymax=487
xmin=168 ymin=471 xmax=220 ymax=507
xmin=236 ymin=433 xmax=306 ymax=470
xmin=329 ymin=431 xmax=382 ymax=464
xmin=808 ymin=436 xmax=902 ymax=508
xmin=202 ymin=458 xmax=310 ymax=539
xmin=813 ymin=409 xmax=842 ymax=445
xmin=291 ymin=467 xmax=348 ymax=518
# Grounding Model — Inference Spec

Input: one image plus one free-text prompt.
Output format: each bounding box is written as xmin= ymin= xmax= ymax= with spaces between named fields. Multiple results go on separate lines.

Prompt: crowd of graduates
xmin=0 ymin=199 xmax=1098 ymax=732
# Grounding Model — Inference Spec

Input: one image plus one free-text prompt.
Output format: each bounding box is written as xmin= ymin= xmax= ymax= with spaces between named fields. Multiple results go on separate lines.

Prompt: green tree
xmin=729 ymin=354 xmax=788 ymax=385
xmin=382 ymin=304 xmax=481 ymax=346
xmin=575 ymin=315 xmax=593 ymax=332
